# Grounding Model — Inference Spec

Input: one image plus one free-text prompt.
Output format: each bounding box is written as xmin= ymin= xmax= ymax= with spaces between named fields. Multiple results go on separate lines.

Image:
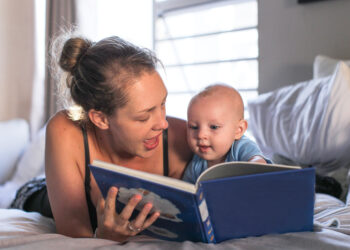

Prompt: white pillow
xmin=0 ymin=126 xmax=46 ymax=208
xmin=0 ymin=119 xmax=29 ymax=184
xmin=314 ymin=55 xmax=350 ymax=79
xmin=12 ymin=126 xmax=46 ymax=184
xmin=248 ymin=62 xmax=350 ymax=174
xmin=0 ymin=208 xmax=55 ymax=235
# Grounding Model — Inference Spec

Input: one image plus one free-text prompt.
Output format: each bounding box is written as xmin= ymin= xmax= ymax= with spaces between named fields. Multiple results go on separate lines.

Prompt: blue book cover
xmin=89 ymin=160 xmax=315 ymax=243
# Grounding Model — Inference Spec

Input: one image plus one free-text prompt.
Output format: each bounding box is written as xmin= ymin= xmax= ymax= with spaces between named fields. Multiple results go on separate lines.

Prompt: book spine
xmin=196 ymin=184 xmax=216 ymax=243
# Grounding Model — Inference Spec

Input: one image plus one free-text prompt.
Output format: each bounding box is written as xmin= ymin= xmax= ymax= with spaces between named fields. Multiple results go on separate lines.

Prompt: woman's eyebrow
xmin=137 ymin=93 xmax=167 ymax=113
xmin=138 ymin=106 xmax=155 ymax=113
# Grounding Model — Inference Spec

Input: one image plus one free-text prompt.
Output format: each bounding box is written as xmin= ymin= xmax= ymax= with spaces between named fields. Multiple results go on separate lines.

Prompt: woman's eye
xmin=139 ymin=117 xmax=149 ymax=122
xmin=210 ymin=125 xmax=219 ymax=130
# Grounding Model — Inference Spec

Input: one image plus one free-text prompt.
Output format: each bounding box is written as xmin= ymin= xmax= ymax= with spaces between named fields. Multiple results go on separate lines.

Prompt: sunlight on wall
xmin=79 ymin=0 xmax=153 ymax=50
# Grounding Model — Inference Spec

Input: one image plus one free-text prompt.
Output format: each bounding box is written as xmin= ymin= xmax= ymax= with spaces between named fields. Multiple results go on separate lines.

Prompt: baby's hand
xmin=248 ymin=155 xmax=267 ymax=164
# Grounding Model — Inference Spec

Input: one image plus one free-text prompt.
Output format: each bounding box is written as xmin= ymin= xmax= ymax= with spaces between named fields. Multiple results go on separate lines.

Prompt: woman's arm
xmin=45 ymin=112 xmax=93 ymax=237
xmin=45 ymin=112 xmax=160 ymax=241
xmin=167 ymin=117 xmax=193 ymax=179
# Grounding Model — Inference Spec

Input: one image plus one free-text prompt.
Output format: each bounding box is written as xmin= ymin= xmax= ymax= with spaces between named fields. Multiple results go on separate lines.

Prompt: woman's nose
xmin=153 ymin=110 xmax=168 ymax=131
xmin=159 ymin=117 xmax=169 ymax=130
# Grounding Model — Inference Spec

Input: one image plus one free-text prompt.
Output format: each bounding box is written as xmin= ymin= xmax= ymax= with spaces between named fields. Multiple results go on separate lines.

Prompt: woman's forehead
xmin=123 ymin=72 xmax=167 ymax=111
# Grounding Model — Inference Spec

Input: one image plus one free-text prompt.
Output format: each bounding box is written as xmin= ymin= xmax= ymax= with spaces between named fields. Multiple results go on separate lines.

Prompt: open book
xmin=89 ymin=160 xmax=315 ymax=243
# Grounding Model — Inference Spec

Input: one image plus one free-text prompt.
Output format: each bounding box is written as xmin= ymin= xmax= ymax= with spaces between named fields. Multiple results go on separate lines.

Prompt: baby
xmin=183 ymin=84 xmax=270 ymax=184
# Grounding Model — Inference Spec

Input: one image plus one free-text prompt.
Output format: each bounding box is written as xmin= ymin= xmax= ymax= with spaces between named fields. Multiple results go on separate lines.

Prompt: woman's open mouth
xmin=144 ymin=133 xmax=161 ymax=150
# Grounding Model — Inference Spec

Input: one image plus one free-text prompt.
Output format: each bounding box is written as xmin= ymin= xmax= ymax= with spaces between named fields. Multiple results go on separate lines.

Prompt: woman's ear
xmin=88 ymin=109 xmax=109 ymax=130
xmin=234 ymin=119 xmax=248 ymax=140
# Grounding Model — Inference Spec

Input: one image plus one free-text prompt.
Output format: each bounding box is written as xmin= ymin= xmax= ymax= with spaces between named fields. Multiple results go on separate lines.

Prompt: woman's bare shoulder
xmin=167 ymin=116 xmax=193 ymax=178
xmin=167 ymin=116 xmax=190 ymax=151
xmin=45 ymin=110 xmax=86 ymax=176
xmin=45 ymin=110 xmax=84 ymax=155
xmin=46 ymin=110 xmax=81 ymax=136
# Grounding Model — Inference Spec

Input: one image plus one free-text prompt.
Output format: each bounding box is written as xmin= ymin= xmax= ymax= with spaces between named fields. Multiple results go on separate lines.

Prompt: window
xmin=79 ymin=0 xmax=153 ymax=49
xmin=154 ymin=0 xmax=258 ymax=120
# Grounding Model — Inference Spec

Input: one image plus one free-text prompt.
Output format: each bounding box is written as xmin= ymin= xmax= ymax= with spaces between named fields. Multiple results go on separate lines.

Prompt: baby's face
xmin=187 ymin=94 xmax=242 ymax=164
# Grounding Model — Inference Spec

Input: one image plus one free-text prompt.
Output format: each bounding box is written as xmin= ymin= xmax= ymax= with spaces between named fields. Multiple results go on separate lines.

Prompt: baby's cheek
xmin=188 ymin=139 xmax=197 ymax=151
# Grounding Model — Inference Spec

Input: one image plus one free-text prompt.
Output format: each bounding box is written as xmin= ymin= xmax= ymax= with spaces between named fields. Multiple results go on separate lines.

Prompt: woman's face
xmin=107 ymin=71 xmax=168 ymax=159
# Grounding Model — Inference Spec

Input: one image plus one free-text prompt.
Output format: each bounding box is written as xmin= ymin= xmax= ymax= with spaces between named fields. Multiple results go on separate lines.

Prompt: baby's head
xmin=187 ymin=84 xmax=247 ymax=166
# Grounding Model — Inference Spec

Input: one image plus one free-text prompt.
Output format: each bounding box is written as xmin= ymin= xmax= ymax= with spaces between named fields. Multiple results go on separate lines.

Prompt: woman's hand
xmin=95 ymin=187 xmax=160 ymax=242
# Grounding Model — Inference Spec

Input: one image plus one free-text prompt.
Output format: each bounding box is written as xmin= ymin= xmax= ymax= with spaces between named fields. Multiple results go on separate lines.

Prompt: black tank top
xmin=82 ymin=127 xmax=169 ymax=231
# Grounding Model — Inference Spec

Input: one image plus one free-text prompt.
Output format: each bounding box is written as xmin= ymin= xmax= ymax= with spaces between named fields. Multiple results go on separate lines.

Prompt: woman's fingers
xmin=96 ymin=188 xmax=160 ymax=239
xmin=118 ymin=194 xmax=142 ymax=222
xmin=103 ymin=187 xmax=119 ymax=223
xmin=142 ymin=210 xmax=160 ymax=229
xmin=131 ymin=203 xmax=154 ymax=229
xmin=127 ymin=203 xmax=160 ymax=234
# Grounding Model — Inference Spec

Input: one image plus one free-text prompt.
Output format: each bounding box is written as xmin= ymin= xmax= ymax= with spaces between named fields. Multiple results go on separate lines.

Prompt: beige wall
xmin=0 ymin=0 xmax=36 ymax=121
xmin=259 ymin=0 xmax=350 ymax=93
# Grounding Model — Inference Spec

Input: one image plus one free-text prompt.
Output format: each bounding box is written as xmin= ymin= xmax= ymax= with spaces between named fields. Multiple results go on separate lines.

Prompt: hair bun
xmin=59 ymin=37 xmax=93 ymax=73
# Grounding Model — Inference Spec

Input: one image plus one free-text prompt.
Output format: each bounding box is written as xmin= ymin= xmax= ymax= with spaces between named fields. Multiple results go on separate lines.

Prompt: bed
xmin=0 ymin=194 xmax=350 ymax=249
xmin=1 ymin=55 xmax=350 ymax=249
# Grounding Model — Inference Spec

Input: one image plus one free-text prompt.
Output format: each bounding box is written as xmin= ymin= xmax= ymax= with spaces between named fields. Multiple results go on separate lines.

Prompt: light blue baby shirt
xmin=182 ymin=135 xmax=268 ymax=184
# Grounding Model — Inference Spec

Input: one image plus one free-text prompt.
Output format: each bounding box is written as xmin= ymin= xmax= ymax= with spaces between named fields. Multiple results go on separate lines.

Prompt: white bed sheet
xmin=1 ymin=193 xmax=350 ymax=249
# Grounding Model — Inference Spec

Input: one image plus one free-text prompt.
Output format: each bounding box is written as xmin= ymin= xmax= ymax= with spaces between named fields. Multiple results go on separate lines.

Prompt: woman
xmin=16 ymin=35 xmax=192 ymax=242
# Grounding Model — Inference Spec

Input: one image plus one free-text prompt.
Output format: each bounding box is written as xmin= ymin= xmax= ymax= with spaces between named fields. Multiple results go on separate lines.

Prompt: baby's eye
xmin=189 ymin=124 xmax=198 ymax=130
xmin=210 ymin=125 xmax=220 ymax=130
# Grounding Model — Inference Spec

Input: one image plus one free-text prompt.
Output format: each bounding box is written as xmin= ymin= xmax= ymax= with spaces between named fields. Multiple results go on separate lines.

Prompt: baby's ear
xmin=88 ymin=109 xmax=109 ymax=130
xmin=234 ymin=119 xmax=248 ymax=140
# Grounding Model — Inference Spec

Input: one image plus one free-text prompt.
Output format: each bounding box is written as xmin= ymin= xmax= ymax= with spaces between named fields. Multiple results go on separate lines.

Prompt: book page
xmin=92 ymin=160 xmax=196 ymax=194
xmin=196 ymin=161 xmax=301 ymax=187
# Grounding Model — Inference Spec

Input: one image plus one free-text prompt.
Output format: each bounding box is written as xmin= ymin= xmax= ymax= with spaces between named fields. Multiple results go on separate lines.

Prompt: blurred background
xmin=1 ymin=0 xmax=350 ymax=137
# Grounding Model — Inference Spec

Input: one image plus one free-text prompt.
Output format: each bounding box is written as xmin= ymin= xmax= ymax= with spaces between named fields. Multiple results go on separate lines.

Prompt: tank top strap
xmin=163 ymin=129 xmax=169 ymax=177
xmin=82 ymin=126 xmax=91 ymax=190
xmin=81 ymin=126 xmax=97 ymax=231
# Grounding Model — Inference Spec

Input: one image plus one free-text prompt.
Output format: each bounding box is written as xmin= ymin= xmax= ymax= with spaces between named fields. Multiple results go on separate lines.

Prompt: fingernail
xmin=134 ymin=194 xmax=142 ymax=201
xmin=145 ymin=203 xmax=153 ymax=209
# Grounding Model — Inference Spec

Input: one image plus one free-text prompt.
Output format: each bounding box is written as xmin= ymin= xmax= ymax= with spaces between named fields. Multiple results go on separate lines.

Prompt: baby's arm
xmin=232 ymin=135 xmax=271 ymax=163
xmin=248 ymin=155 xmax=267 ymax=164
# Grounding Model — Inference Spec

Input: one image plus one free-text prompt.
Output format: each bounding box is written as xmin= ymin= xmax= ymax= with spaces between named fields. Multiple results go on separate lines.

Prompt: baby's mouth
xmin=198 ymin=145 xmax=210 ymax=153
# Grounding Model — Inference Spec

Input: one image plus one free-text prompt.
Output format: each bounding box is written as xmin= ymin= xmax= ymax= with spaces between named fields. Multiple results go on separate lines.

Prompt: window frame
xmin=153 ymin=0 xmax=258 ymax=119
